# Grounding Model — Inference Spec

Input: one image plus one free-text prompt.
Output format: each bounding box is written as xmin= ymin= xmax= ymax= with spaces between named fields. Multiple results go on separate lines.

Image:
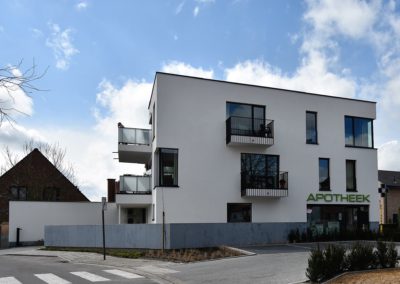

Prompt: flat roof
xmin=148 ymin=72 xmax=376 ymax=109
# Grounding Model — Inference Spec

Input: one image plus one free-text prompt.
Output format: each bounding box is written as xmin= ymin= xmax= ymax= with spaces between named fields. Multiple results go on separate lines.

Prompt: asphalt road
xmin=0 ymin=255 xmax=157 ymax=284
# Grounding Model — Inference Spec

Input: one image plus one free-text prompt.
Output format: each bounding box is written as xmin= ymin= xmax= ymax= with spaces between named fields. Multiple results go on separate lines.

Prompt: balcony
xmin=116 ymin=175 xmax=152 ymax=205
xmin=118 ymin=126 xmax=152 ymax=164
xmin=241 ymin=172 xmax=288 ymax=197
xmin=226 ymin=116 xmax=274 ymax=146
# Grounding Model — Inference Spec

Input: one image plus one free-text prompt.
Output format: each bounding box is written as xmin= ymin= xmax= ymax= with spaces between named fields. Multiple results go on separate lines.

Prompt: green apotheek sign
xmin=307 ymin=193 xmax=370 ymax=203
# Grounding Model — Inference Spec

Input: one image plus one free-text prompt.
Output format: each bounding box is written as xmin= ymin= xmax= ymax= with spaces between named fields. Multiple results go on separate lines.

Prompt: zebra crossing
xmin=0 ymin=269 xmax=146 ymax=283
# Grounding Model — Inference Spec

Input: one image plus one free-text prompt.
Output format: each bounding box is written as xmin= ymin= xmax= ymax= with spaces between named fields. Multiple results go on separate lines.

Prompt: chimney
xmin=107 ymin=179 xmax=116 ymax=202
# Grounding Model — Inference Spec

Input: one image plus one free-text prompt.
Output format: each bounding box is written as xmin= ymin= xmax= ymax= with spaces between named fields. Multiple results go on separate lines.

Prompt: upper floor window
xmin=10 ymin=186 xmax=27 ymax=200
xmin=42 ymin=187 xmax=60 ymax=201
xmin=319 ymin=158 xmax=330 ymax=191
xmin=306 ymin=111 xmax=318 ymax=144
xmin=226 ymin=102 xmax=265 ymax=136
xmin=159 ymin=148 xmax=178 ymax=187
xmin=241 ymin=153 xmax=279 ymax=189
xmin=345 ymin=116 xmax=373 ymax=148
xmin=346 ymin=160 xmax=357 ymax=192
xmin=152 ymin=103 xmax=155 ymax=141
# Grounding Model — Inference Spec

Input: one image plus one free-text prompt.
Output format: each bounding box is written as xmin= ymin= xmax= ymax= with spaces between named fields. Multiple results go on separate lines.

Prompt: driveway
xmin=166 ymin=245 xmax=311 ymax=284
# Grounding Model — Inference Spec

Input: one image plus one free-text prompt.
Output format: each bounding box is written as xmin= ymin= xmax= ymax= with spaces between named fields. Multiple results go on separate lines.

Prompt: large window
xmin=226 ymin=102 xmax=265 ymax=136
xmin=159 ymin=148 xmax=178 ymax=187
xmin=345 ymin=116 xmax=373 ymax=148
xmin=10 ymin=186 xmax=27 ymax=200
xmin=319 ymin=158 xmax=330 ymax=191
xmin=227 ymin=203 xmax=252 ymax=223
xmin=346 ymin=160 xmax=357 ymax=192
xmin=241 ymin=153 xmax=279 ymax=189
xmin=42 ymin=187 xmax=60 ymax=201
xmin=306 ymin=111 xmax=318 ymax=144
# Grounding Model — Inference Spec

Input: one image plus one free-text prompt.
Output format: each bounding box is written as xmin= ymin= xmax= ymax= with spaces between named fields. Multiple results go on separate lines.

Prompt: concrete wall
xmin=9 ymin=201 xmax=118 ymax=245
xmin=45 ymin=222 xmax=307 ymax=249
xmin=150 ymin=73 xmax=378 ymax=224
xmin=45 ymin=224 xmax=162 ymax=249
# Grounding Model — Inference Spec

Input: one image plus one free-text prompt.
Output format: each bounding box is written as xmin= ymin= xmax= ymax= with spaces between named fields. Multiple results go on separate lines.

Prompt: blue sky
xmin=1 ymin=0 xmax=400 ymax=200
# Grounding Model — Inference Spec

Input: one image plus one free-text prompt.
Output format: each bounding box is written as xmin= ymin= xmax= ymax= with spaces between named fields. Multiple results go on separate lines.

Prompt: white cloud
xmin=175 ymin=1 xmax=185 ymax=14
xmin=378 ymin=141 xmax=400 ymax=171
xmin=31 ymin=28 xmax=43 ymax=38
xmin=162 ymin=61 xmax=214 ymax=79
xmin=75 ymin=1 xmax=88 ymax=11
xmin=193 ymin=6 xmax=200 ymax=17
xmin=46 ymin=23 xmax=79 ymax=70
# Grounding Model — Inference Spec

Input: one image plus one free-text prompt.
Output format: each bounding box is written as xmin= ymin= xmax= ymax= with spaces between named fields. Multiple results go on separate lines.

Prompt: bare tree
xmin=0 ymin=60 xmax=47 ymax=126
xmin=0 ymin=140 xmax=77 ymax=185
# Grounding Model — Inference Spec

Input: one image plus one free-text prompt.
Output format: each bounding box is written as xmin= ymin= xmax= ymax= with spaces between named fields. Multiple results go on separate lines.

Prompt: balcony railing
xmin=119 ymin=175 xmax=151 ymax=194
xmin=226 ymin=116 xmax=274 ymax=145
xmin=241 ymin=171 xmax=288 ymax=197
xmin=118 ymin=127 xmax=151 ymax=145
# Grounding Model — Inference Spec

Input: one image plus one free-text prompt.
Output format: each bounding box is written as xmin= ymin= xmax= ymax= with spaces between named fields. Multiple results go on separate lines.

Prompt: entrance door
xmin=127 ymin=208 xmax=146 ymax=224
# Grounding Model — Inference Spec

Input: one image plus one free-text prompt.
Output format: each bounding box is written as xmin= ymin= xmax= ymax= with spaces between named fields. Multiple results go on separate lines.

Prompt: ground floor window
xmin=307 ymin=204 xmax=369 ymax=235
xmin=227 ymin=203 xmax=252 ymax=223
xmin=127 ymin=208 xmax=146 ymax=224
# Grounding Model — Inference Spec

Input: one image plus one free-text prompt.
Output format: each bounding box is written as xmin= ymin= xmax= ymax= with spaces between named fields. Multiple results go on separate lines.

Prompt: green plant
xmin=375 ymin=241 xmax=389 ymax=268
xmin=323 ymin=244 xmax=346 ymax=278
xmin=386 ymin=242 xmax=398 ymax=268
xmin=345 ymin=241 xmax=376 ymax=271
xmin=306 ymin=245 xmax=324 ymax=283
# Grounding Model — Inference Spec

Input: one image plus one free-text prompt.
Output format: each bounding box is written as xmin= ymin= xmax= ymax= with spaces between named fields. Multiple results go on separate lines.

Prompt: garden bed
xmin=42 ymin=246 xmax=244 ymax=262
xmin=327 ymin=268 xmax=400 ymax=283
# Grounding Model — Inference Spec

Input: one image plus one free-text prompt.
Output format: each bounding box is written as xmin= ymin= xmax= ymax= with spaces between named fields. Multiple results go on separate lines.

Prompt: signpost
xmin=101 ymin=197 xmax=107 ymax=260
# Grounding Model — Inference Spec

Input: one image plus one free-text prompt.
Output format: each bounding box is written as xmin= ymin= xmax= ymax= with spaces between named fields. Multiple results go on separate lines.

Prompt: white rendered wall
xmin=151 ymin=74 xmax=378 ymax=224
xmin=9 ymin=201 xmax=118 ymax=243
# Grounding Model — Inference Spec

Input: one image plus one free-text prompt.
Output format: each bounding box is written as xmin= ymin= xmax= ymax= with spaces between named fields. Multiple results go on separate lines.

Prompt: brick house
xmin=0 ymin=148 xmax=88 ymax=224
xmin=378 ymin=170 xmax=400 ymax=224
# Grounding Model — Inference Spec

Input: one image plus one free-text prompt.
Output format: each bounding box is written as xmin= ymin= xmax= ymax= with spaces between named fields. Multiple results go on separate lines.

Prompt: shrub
xmin=387 ymin=242 xmax=398 ymax=268
xmin=345 ymin=241 xmax=376 ymax=271
xmin=375 ymin=241 xmax=389 ymax=268
xmin=306 ymin=245 xmax=324 ymax=283
xmin=323 ymin=244 xmax=346 ymax=278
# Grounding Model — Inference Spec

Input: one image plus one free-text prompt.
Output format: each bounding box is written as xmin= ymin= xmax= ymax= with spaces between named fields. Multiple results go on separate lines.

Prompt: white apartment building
xmin=116 ymin=72 xmax=379 ymax=236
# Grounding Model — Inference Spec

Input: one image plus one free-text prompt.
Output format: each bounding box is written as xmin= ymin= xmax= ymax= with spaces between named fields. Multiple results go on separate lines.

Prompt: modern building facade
xmin=116 ymin=72 xmax=379 ymax=235
xmin=378 ymin=170 xmax=400 ymax=225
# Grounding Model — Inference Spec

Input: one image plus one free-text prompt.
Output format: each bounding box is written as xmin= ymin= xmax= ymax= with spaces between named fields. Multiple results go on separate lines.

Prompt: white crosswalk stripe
xmin=34 ymin=273 xmax=71 ymax=284
xmin=103 ymin=269 xmax=143 ymax=279
xmin=0 ymin=277 xmax=22 ymax=284
xmin=70 ymin=271 xmax=109 ymax=282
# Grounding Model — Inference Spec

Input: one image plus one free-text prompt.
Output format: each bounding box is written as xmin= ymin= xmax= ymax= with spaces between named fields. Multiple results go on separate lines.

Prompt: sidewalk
xmin=1 ymin=246 xmax=182 ymax=284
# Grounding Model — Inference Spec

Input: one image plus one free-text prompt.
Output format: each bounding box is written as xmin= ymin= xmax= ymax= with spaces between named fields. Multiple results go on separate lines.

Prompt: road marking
xmin=137 ymin=265 xmax=178 ymax=274
xmin=70 ymin=271 xmax=109 ymax=282
xmin=103 ymin=269 xmax=143 ymax=279
xmin=0 ymin=277 xmax=22 ymax=284
xmin=34 ymin=273 xmax=71 ymax=284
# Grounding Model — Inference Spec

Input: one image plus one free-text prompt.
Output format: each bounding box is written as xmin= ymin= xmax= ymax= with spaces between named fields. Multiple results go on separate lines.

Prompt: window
xmin=241 ymin=154 xmax=279 ymax=188
xmin=306 ymin=111 xmax=318 ymax=144
xmin=346 ymin=160 xmax=356 ymax=192
xmin=226 ymin=102 xmax=265 ymax=136
xmin=227 ymin=203 xmax=252 ymax=223
xmin=159 ymin=148 xmax=178 ymax=187
xmin=10 ymin=186 xmax=27 ymax=200
xmin=345 ymin=116 xmax=373 ymax=148
xmin=319 ymin=158 xmax=330 ymax=191
xmin=152 ymin=103 xmax=155 ymax=141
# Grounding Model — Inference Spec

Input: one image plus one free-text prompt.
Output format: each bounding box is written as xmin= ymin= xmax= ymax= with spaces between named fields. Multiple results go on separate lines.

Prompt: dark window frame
xmin=346 ymin=160 xmax=357 ymax=192
xmin=158 ymin=148 xmax=179 ymax=187
xmin=227 ymin=203 xmax=252 ymax=223
xmin=42 ymin=187 xmax=61 ymax=201
xmin=306 ymin=111 xmax=318 ymax=144
xmin=319 ymin=158 xmax=330 ymax=191
xmin=226 ymin=101 xmax=266 ymax=136
xmin=345 ymin=115 xmax=374 ymax=149
xmin=152 ymin=103 xmax=156 ymax=141
xmin=9 ymin=186 xmax=28 ymax=201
